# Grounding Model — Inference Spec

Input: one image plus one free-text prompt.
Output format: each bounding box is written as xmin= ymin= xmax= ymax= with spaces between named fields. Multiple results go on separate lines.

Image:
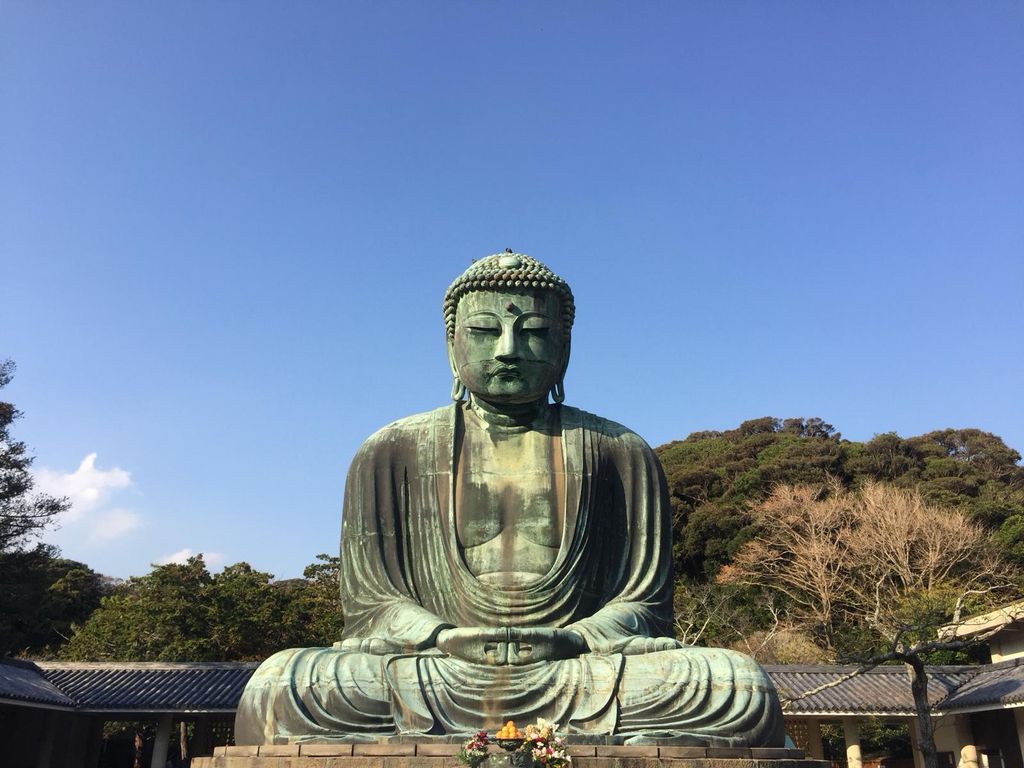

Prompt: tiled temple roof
xmin=0 ymin=660 xmax=257 ymax=714
xmin=0 ymin=659 xmax=76 ymax=708
xmin=765 ymin=664 xmax=981 ymax=716
xmin=935 ymin=658 xmax=1024 ymax=711
xmin=4 ymin=658 xmax=1024 ymax=717
xmin=37 ymin=661 xmax=260 ymax=712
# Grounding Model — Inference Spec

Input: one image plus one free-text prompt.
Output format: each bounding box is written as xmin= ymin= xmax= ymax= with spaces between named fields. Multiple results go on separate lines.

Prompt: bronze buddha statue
xmin=235 ymin=253 xmax=783 ymax=746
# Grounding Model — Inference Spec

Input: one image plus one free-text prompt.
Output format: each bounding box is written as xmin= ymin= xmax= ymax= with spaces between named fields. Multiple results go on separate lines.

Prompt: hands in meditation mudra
xmin=235 ymin=253 xmax=783 ymax=745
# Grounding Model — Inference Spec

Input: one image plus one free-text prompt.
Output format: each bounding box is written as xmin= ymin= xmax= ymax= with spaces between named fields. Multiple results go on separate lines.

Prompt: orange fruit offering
xmin=496 ymin=720 xmax=523 ymax=739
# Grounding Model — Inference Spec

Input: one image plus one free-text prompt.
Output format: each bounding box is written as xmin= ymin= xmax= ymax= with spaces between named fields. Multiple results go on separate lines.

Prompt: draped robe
xmin=234 ymin=404 xmax=783 ymax=745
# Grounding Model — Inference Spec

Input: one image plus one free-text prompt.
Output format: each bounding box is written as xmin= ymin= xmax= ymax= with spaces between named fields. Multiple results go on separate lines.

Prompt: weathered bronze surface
xmin=234 ymin=253 xmax=784 ymax=745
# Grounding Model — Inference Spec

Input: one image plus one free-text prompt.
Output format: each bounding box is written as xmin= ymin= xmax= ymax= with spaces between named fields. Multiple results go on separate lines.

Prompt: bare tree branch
xmin=721 ymin=480 xmax=1022 ymax=768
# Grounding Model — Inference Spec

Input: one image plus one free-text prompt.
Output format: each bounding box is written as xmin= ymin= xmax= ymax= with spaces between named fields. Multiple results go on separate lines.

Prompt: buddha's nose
xmin=495 ymin=330 xmax=521 ymax=361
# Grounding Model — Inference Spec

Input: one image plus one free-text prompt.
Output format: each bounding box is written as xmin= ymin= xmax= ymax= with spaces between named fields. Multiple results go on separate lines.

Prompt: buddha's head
xmin=443 ymin=253 xmax=575 ymax=407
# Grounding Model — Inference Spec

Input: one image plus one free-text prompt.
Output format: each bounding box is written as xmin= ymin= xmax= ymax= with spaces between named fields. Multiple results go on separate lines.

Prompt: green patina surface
xmin=234 ymin=253 xmax=784 ymax=746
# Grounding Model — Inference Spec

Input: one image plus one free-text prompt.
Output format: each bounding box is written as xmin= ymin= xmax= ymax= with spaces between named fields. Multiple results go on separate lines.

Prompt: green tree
xmin=657 ymin=418 xmax=1024 ymax=582
xmin=280 ymin=554 xmax=344 ymax=647
xmin=0 ymin=360 xmax=68 ymax=552
xmin=60 ymin=554 xmax=343 ymax=661
xmin=657 ymin=416 xmax=847 ymax=579
xmin=0 ymin=360 xmax=96 ymax=657
xmin=61 ymin=556 xmax=216 ymax=660
xmin=208 ymin=562 xmax=290 ymax=659
xmin=0 ymin=547 xmax=110 ymax=656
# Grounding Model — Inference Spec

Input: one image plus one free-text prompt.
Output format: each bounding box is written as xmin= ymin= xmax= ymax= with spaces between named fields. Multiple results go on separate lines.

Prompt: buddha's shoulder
xmin=357 ymin=405 xmax=453 ymax=450
xmin=353 ymin=404 xmax=655 ymax=455
xmin=562 ymin=405 xmax=654 ymax=453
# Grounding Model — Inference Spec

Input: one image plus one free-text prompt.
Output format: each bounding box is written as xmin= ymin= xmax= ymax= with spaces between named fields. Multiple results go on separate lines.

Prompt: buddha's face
xmin=451 ymin=290 xmax=568 ymax=405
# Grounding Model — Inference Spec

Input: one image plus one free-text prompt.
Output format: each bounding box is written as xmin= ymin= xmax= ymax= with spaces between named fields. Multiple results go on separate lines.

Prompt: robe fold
xmin=235 ymin=404 xmax=784 ymax=746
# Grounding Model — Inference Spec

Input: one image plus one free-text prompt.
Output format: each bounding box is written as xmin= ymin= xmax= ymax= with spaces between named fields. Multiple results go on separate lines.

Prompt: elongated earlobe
xmin=551 ymin=338 xmax=570 ymax=404
xmin=451 ymin=376 xmax=466 ymax=402
xmin=446 ymin=341 xmax=465 ymax=401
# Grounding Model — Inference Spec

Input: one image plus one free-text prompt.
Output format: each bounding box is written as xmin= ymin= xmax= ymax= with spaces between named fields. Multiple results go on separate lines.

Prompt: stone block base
xmin=192 ymin=743 xmax=825 ymax=768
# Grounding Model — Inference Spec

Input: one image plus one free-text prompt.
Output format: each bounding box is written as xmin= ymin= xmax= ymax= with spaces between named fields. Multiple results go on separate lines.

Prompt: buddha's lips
xmin=489 ymin=365 xmax=522 ymax=378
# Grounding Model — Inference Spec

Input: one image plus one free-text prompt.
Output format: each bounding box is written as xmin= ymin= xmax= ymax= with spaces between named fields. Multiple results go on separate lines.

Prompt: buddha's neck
xmin=466 ymin=395 xmax=551 ymax=433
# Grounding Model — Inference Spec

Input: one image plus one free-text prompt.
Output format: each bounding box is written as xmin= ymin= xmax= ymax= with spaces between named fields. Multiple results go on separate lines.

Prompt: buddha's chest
xmin=454 ymin=425 xmax=566 ymax=585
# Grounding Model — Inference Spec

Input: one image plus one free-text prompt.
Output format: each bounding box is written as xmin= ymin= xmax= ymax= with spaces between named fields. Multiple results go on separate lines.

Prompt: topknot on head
xmin=442 ymin=253 xmax=575 ymax=339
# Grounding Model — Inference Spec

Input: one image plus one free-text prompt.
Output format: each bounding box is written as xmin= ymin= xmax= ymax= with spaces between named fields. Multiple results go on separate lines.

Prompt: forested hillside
xmin=657 ymin=417 xmax=1024 ymax=581
xmin=658 ymin=418 xmax=1024 ymax=663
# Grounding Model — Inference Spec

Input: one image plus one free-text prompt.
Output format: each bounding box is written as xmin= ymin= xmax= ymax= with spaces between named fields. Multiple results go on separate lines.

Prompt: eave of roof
xmin=763 ymin=664 xmax=983 ymax=717
xmin=939 ymin=600 xmax=1024 ymax=640
xmin=934 ymin=658 xmax=1024 ymax=711
xmin=5 ymin=658 xmax=1024 ymax=719
xmin=0 ymin=659 xmax=76 ymax=709
xmin=34 ymin=661 xmax=259 ymax=713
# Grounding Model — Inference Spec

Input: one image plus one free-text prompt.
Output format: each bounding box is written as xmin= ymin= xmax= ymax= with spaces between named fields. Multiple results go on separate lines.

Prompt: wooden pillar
xmin=65 ymin=714 xmax=90 ymax=768
xmin=844 ymin=718 xmax=864 ymax=768
xmin=150 ymin=714 xmax=173 ymax=768
xmin=34 ymin=711 xmax=57 ymax=768
xmin=191 ymin=718 xmax=214 ymax=757
xmin=1013 ymin=709 xmax=1024 ymax=768
xmin=84 ymin=716 xmax=105 ymax=768
xmin=806 ymin=718 xmax=825 ymax=760
xmin=953 ymin=714 xmax=980 ymax=768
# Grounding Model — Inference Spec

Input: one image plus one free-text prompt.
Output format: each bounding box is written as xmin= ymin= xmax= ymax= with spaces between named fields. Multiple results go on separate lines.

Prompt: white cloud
xmin=157 ymin=547 xmax=194 ymax=565
xmin=35 ymin=453 xmax=132 ymax=523
xmin=34 ymin=453 xmax=139 ymax=543
xmin=205 ymin=552 xmax=226 ymax=569
xmin=88 ymin=508 xmax=143 ymax=543
xmin=157 ymin=548 xmax=226 ymax=569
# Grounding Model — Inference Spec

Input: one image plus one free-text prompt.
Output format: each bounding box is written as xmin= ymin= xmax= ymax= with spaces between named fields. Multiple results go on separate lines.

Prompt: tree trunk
xmin=180 ymin=721 xmax=189 ymax=765
xmin=133 ymin=730 xmax=144 ymax=768
xmin=907 ymin=656 xmax=938 ymax=768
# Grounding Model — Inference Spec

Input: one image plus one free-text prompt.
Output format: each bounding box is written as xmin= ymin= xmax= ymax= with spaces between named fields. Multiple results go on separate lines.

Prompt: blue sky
xmin=2 ymin=2 xmax=1022 ymax=579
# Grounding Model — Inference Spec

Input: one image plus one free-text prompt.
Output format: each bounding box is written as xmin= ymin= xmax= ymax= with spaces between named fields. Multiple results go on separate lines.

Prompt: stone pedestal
xmin=192 ymin=741 xmax=826 ymax=768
